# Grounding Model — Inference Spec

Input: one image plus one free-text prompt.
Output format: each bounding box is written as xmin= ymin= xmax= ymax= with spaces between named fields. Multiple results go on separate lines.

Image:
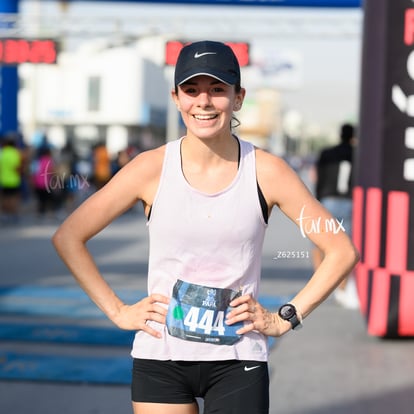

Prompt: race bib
xmin=166 ymin=279 xmax=243 ymax=345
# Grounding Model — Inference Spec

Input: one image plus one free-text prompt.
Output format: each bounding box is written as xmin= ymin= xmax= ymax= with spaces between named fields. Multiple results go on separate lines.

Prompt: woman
xmin=52 ymin=41 xmax=359 ymax=414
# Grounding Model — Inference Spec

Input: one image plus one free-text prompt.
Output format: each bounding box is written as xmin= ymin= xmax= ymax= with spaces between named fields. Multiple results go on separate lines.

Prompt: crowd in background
xmin=0 ymin=131 xmax=140 ymax=226
xmin=1 ymin=124 xmax=355 ymax=230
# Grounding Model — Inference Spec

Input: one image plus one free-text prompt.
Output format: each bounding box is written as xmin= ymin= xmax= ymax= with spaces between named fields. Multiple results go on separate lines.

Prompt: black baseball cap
xmin=174 ymin=40 xmax=241 ymax=87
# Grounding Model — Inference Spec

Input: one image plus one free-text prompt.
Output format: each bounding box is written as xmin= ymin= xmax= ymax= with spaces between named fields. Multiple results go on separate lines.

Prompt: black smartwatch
xmin=278 ymin=303 xmax=302 ymax=330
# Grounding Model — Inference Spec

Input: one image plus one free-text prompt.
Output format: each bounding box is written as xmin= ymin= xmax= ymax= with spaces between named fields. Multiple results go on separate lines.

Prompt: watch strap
xmin=289 ymin=302 xmax=303 ymax=330
xmin=289 ymin=313 xmax=302 ymax=330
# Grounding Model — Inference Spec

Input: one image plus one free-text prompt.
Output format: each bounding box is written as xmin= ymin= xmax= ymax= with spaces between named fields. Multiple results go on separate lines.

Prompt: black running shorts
xmin=131 ymin=358 xmax=269 ymax=414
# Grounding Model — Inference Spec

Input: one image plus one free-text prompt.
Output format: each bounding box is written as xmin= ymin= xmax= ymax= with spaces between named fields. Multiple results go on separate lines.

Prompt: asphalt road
xmin=1 ymin=204 xmax=413 ymax=414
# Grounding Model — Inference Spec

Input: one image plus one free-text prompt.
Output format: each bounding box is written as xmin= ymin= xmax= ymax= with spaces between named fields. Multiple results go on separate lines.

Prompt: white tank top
xmin=131 ymin=137 xmax=269 ymax=361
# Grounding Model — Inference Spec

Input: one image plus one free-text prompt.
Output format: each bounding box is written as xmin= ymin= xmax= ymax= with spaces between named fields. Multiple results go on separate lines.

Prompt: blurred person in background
xmin=92 ymin=142 xmax=111 ymax=190
xmin=313 ymin=123 xmax=359 ymax=309
xmin=31 ymin=145 xmax=58 ymax=220
xmin=0 ymin=136 xmax=22 ymax=224
xmin=54 ymin=141 xmax=79 ymax=214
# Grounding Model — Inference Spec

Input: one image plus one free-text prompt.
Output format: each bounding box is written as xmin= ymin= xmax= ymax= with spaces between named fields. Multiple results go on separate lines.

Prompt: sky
xmin=19 ymin=1 xmax=363 ymax=139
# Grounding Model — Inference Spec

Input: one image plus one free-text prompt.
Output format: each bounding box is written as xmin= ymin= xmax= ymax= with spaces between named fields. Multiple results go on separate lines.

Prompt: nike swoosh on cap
xmin=244 ymin=365 xmax=260 ymax=372
xmin=194 ymin=52 xmax=217 ymax=58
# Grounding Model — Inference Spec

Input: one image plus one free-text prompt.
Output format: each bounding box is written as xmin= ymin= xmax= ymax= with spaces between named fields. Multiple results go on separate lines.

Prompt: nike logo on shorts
xmin=244 ymin=365 xmax=260 ymax=372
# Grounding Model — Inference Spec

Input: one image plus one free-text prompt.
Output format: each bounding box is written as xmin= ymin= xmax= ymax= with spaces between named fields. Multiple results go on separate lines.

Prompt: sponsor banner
xmin=355 ymin=0 xmax=414 ymax=337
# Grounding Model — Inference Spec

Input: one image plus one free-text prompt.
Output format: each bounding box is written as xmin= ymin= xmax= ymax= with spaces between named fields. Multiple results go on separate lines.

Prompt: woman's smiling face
xmin=173 ymin=75 xmax=245 ymax=140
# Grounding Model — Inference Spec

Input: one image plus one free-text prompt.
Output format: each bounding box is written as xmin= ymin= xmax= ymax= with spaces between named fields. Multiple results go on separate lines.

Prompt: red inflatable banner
xmin=355 ymin=0 xmax=414 ymax=337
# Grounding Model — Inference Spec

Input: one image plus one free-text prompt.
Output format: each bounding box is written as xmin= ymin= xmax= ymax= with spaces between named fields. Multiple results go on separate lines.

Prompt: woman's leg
xmin=131 ymin=359 xmax=200 ymax=413
xmin=132 ymin=401 xmax=199 ymax=414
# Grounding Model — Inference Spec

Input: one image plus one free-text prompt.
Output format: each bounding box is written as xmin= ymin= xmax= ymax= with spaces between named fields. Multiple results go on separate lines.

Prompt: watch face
xmin=279 ymin=304 xmax=296 ymax=320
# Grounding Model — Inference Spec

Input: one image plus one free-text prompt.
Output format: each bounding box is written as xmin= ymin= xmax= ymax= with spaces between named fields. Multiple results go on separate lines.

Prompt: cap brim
xmin=177 ymin=71 xmax=236 ymax=86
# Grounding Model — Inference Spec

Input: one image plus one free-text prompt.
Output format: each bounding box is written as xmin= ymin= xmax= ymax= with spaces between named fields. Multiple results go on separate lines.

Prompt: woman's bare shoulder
xmin=132 ymin=144 xmax=166 ymax=167
xmin=255 ymin=147 xmax=292 ymax=176
xmin=254 ymin=147 xmax=312 ymax=209
xmin=123 ymin=144 xmax=166 ymax=180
